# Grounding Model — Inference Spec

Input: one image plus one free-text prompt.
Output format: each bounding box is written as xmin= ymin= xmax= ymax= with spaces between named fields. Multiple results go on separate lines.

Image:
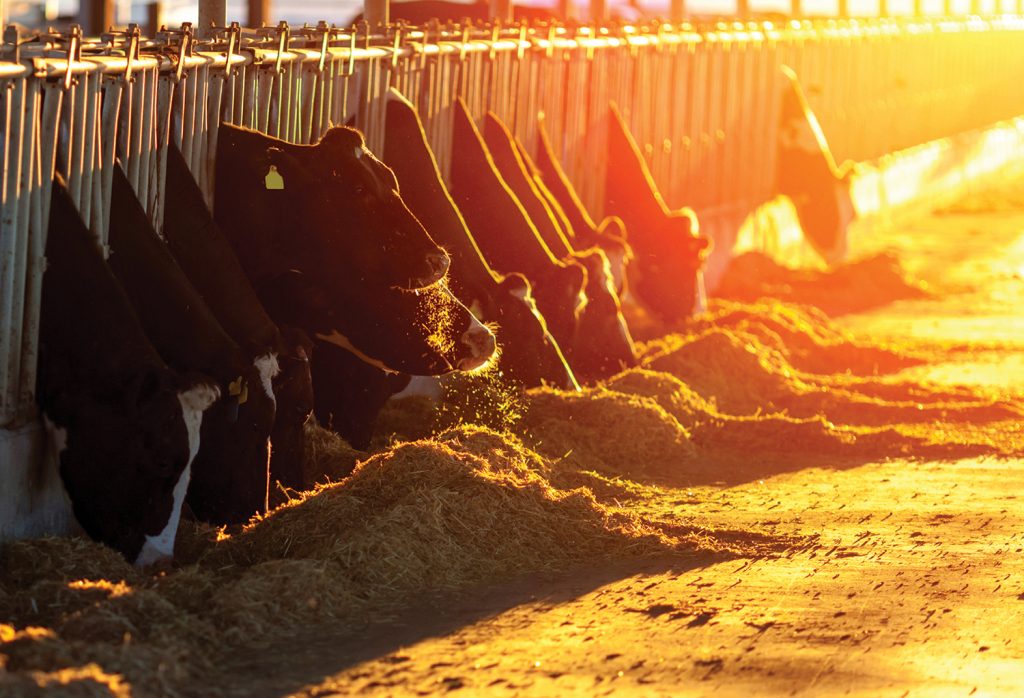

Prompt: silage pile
xmin=715 ymin=251 xmax=930 ymax=315
xmin=2 ymin=426 xmax=760 ymax=697
xmin=4 ymin=294 xmax=1019 ymax=695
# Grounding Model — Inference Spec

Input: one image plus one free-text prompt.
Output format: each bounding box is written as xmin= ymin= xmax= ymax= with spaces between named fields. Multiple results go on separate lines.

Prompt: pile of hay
xmin=715 ymin=251 xmax=930 ymax=315
xmin=3 ymin=426 xmax=752 ymax=696
xmin=685 ymin=300 xmax=927 ymax=375
xmin=640 ymin=328 xmax=1024 ymax=427
xmin=516 ymin=387 xmax=701 ymax=483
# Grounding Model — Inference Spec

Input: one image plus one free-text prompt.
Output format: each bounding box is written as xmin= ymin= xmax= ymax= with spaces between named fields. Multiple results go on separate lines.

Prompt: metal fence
xmin=3 ymin=16 xmax=1024 ymax=428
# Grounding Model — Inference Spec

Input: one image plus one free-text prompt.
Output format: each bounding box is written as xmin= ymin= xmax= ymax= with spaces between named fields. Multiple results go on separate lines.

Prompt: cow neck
xmin=108 ymin=164 xmax=245 ymax=387
xmin=164 ymin=144 xmax=284 ymax=359
xmin=382 ymin=91 xmax=500 ymax=305
xmin=603 ymin=105 xmax=673 ymax=238
xmin=483 ymin=112 xmax=575 ymax=259
xmin=534 ymin=118 xmax=600 ymax=238
xmin=450 ymin=99 xmax=562 ymax=278
xmin=40 ymin=178 xmax=168 ymax=394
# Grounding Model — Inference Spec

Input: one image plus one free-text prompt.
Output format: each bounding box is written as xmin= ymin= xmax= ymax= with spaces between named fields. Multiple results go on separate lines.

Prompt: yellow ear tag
xmin=265 ymin=165 xmax=284 ymax=190
xmin=228 ymin=376 xmax=249 ymax=405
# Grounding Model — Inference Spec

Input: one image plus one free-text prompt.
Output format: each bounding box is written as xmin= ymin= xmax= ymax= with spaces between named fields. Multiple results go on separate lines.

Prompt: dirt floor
xmin=197 ymin=188 xmax=1024 ymax=696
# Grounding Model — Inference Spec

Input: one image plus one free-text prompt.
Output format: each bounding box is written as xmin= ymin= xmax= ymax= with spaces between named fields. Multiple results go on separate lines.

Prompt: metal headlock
xmin=2 ymin=16 xmax=1024 ymax=427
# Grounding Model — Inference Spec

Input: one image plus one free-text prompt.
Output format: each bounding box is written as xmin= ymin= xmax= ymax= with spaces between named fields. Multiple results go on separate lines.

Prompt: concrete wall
xmin=0 ymin=422 xmax=75 ymax=544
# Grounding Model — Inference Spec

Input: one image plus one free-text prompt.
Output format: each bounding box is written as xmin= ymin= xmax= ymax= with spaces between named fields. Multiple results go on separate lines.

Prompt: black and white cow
xmin=38 ymin=176 xmax=219 ymax=564
xmin=163 ymin=143 xmax=311 ymax=493
xmin=383 ymin=88 xmax=579 ymax=390
xmin=108 ymin=165 xmax=275 ymax=525
xmin=449 ymin=98 xmax=589 ymax=357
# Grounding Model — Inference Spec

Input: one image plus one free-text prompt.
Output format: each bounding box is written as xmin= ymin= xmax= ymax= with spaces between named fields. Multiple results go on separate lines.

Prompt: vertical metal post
xmin=736 ymin=0 xmax=749 ymax=16
xmin=791 ymin=0 xmax=802 ymax=16
xmin=557 ymin=0 xmax=574 ymax=19
xmin=198 ymin=0 xmax=225 ymax=39
xmin=490 ymin=0 xmax=512 ymax=21
xmin=670 ymin=0 xmax=685 ymax=20
xmin=146 ymin=2 xmax=163 ymax=36
xmin=878 ymin=0 xmax=888 ymax=16
xmin=248 ymin=0 xmax=269 ymax=28
xmin=838 ymin=0 xmax=848 ymax=16
xmin=365 ymin=0 xmax=389 ymax=30
xmin=82 ymin=0 xmax=116 ymax=35
xmin=591 ymin=0 xmax=606 ymax=22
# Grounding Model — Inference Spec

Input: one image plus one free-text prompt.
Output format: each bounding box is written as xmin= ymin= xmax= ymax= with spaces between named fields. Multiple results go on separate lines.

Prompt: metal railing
xmin=3 ymin=16 xmax=1024 ymax=427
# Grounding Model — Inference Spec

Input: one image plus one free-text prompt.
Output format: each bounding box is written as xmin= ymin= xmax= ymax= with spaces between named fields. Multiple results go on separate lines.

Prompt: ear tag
xmin=228 ymin=376 xmax=249 ymax=405
xmin=265 ymin=165 xmax=285 ymax=190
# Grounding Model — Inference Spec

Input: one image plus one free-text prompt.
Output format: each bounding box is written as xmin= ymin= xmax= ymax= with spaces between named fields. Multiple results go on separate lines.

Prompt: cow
xmin=481 ymin=111 xmax=637 ymax=380
xmin=38 ymin=175 xmax=219 ymax=565
xmin=107 ymin=165 xmax=276 ymax=526
xmin=163 ymin=143 xmax=311 ymax=493
xmin=528 ymin=114 xmax=633 ymax=295
xmin=383 ymin=88 xmax=579 ymax=390
xmin=603 ymin=102 xmax=711 ymax=324
xmin=214 ymin=123 xmax=450 ymax=296
xmin=449 ymin=97 xmax=588 ymax=357
xmin=257 ymin=268 xmax=496 ymax=451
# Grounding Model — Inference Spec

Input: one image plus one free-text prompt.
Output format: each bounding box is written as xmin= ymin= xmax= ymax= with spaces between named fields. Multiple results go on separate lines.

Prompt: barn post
xmin=490 ymin=0 xmax=513 ymax=21
xmin=670 ymin=0 xmax=685 ymax=21
xmin=591 ymin=0 xmax=607 ymax=22
xmin=146 ymin=2 xmax=163 ymax=36
xmin=837 ymin=0 xmax=848 ymax=16
xmin=736 ymin=0 xmax=749 ymax=16
xmin=198 ymin=0 xmax=226 ymax=38
xmin=365 ymin=0 xmax=390 ymax=29
xmin=557 ymin=0 xmax=574 ymax=19
xmin=248 ymin=0 xmax=269 ymax=27
xmin=81 ymin=0 xmax=116 ymax=35
xmin=791 ymin=0 xmax=803 ymax=16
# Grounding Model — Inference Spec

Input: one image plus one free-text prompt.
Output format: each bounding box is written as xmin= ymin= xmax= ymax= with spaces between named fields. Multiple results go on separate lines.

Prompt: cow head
xmin=628 ymin=208 xmax=711 ymax=323
xmin=45 ymin=370 xmax=219 ymax=565
xmin=486 ymin=273 xmax=580 ymax=390
xmin=215 ymin=124 xmax=449 ymax=293
xmin=529 ymin=260 xmax=589 ymax=355
xmin=568 ymin=249 xmax=637 ymax=380
xmin=259 ymin=270 xmax=496 ymax=378
xmin=186 ymin=356 xmax=278 ymax=525
xmin=268 ymin=327 xmax=315 ymax=492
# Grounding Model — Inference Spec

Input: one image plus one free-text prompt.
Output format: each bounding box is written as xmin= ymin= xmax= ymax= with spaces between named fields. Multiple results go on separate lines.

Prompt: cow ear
xmin=597 ymin=215 xmax=629 ymax=243
xmin=318 ymin=126 xmax=364 ymax=157
xmin=499 ymin=272 xmax=531 ymax=299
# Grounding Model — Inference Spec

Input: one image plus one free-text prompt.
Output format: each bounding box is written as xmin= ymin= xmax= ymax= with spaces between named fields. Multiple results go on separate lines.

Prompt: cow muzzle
xmin=457 ymin=320 xmax=497 ymax=372
xmin=416 ymin=250 xmax=451 ymax=288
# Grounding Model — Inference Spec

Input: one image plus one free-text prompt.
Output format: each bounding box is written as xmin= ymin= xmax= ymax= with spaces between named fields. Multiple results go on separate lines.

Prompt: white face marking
xmin=574 ymin=288 xmax=589 ymax=316
xmin=135 ymin=462 xmax=190 ymax=567
xmin=133 ymin=383 xmax=219 ymax=568
xmin=42 ymin=415 xmax=68 ymax=460
xmin=605 ymin=249 xmax=626 ymax=291
xmin=693 ymin=269 xmax=708 ymax=315
xmin=510 ymin=284 xmax=530 ymax=302
xmin=315 ymin=330 xmax=399 ymax=374
xmin=253 ymin=353 xmax=281 ymax=405
xmin=391 ymin=375 xmax=443 ymax=401
xmin=458 ymin=315 xmax=497 ymax=372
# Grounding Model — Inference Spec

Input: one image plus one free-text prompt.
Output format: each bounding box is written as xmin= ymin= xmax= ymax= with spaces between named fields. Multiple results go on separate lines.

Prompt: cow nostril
xmin=457 ymin=326 xmax=496 ymax=371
